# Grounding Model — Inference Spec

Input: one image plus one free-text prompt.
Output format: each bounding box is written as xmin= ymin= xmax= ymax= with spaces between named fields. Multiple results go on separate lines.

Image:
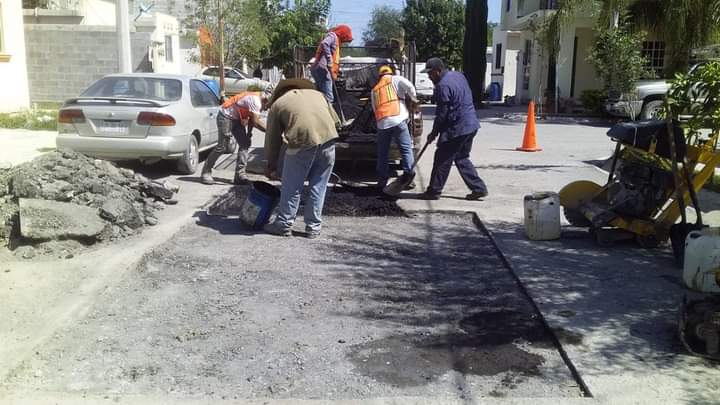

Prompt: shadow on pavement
xmin=484 ymin=220 xmax=719 ymax=403
xmin=312 ymin=214 xmax=576 ymax=396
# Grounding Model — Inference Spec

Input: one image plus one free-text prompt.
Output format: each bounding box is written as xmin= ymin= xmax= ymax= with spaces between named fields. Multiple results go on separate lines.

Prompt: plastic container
xmin=488 ymin=82 xmax=502 ymax=101
xmin=239 ymin=181 xmax=281 ymax=229
xmin=523 ymin=192 xmax=561 ymax=241
xmin=203 ymin=79 xmax=221 ymax=99
xmin=683 ymin=228 xmax=720 ymax=293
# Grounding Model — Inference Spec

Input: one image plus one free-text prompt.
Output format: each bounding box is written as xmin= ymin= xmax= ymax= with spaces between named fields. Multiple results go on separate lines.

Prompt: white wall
xmin=81 ymin=0 xmax=116 ymax=25
xmin=0 ymin=0 xmax=30 ymax=112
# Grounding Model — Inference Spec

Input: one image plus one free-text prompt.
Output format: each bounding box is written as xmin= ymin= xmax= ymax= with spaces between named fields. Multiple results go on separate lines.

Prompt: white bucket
xmin=683 ymin=228 xmax=720 ymax=293
xmin=524 ymin=192 xmax=561 ymax=241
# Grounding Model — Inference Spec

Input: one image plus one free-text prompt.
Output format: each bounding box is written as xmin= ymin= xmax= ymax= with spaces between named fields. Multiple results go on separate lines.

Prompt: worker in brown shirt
xmin=263 ymin=79 xmax=340 ymax=238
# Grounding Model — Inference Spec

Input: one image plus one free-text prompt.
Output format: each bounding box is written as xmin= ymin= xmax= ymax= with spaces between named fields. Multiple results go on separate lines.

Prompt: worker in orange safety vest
xmin=370 ymin=65 xmax=419 ymax=192
xmin=200 ymin=91 xmax=268 ymax=185
xmin=310 ymin=24 xmax=353 ymax=103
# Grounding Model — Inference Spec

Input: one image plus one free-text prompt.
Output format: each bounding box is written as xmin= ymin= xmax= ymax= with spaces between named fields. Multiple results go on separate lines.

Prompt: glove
xmin=427 ymin=131 xmax=438 ymax=144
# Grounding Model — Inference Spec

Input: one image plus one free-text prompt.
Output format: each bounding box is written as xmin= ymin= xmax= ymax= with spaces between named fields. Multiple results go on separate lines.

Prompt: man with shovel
xmin=371 ymin=65 xmax=419 ymax=194
xmin=418 ymin=57 xmax=488 ymax=201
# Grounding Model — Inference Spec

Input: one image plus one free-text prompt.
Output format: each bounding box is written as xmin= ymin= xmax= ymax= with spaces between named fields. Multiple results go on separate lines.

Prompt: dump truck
xmin=293 ymin=42 xmax=424 ymax=165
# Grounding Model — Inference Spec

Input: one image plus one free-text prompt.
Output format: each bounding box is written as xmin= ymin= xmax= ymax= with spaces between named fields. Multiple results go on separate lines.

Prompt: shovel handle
xmin=410 ymin=138 xmax=432 ymax=171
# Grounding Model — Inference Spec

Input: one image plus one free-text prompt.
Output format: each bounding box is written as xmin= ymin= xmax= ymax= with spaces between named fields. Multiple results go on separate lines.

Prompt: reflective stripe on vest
xmin=313 ymin=33 xmax=341 ymax=80
xmin=221 ymin=91 xmax=260 ymax=120
xmin=372 ymin=75 xmax=401 ymax=121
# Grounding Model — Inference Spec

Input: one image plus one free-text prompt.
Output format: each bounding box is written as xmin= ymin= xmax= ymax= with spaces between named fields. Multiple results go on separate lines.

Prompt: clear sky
xmin=329 ymin=0 xmax=502 ymax=44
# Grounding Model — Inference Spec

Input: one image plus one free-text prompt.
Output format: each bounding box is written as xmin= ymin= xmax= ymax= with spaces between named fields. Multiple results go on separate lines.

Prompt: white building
xmin=493 ymin=0 xmax=601 ymax=106
xmin=0 ymin=0 xmax=31 ymax=112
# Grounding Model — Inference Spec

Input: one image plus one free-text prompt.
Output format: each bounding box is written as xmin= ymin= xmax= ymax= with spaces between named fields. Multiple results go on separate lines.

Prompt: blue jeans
xmin=376 ymin=122 xmax=415 ymax=187
xmin=274 ymin=141 xmax=336 ymax=233
xmin=310 ymin=66 xmax=334 ymax=103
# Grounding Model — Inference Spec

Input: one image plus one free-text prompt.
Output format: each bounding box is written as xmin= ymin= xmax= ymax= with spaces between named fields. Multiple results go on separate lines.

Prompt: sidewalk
xmin=398 ymin=116 xmax=720 ymax=404
xmin=0 ymin=128 xmax=57 ymax=167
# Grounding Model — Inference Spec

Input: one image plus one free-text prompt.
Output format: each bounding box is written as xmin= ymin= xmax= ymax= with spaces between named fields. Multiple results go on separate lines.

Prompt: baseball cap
xmin=420 ymin=57 xmax=446 ymax=73
xmin=378 ymin=65 xmax=393 ymax=76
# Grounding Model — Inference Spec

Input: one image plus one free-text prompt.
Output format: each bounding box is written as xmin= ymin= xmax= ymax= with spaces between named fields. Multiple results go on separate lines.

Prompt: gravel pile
xmin=0 ymin=149 xmax=178 ymax=258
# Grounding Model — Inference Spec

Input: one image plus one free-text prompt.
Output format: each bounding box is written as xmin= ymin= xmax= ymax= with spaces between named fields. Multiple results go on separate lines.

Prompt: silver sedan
xmin=56 ymin=74 xmax=220 ymax=174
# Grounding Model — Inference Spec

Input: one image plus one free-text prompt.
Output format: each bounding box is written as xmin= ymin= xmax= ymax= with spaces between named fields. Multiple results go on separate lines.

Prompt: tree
xmin=363 ymin=5 xmax=404 ymax=46
xmin=403 ymin=0 xmax=465 ymax=68
xmin=588 ymin=25 xmax=649 ymax=117
xmin=184 ymin=0 xmax=270 ymax=68
xmin=542 ymin=0 xmax=720 ymax=76
xmin=463 ymin=0 xmax=488 ymax=104
xmin=260 ymin=0 xmax=331 ymax=73
xmin=488 ymin=22 xmax=498 ymax=44
xmin=628 ymin=0 xmax=720 ymax=74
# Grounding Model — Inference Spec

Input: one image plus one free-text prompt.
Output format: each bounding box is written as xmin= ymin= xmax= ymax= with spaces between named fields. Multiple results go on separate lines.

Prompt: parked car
xmin=605 ymin=61 xmax=709 ymax=120
xmin=415 ymin=62 xmax=434 ymax=102
xmin=56 ymin=74 xmax=220 ymax=174
xmin=198 ymin=66 xmax=273 ymax=95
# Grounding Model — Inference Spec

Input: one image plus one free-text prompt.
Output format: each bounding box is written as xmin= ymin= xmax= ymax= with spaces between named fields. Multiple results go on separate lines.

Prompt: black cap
xmin=420 ymin=57 xmax=446 ymax=73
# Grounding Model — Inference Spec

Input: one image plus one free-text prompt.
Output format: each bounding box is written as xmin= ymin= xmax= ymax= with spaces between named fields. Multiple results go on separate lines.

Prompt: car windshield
xmin=81 ymin=77 xmax=183 ymax=102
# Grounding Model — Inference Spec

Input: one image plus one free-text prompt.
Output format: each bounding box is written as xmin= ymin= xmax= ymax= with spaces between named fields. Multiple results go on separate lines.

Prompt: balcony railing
xmin=517 ymin=0 xmax=558 ymax=18
xmin=22 ymin=0 xmax=81 ymax=11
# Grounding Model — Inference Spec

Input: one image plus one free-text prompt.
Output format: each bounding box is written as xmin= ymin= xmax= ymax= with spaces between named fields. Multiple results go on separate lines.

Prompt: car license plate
xmin=99 ymin=120 xmax=129 ymax=135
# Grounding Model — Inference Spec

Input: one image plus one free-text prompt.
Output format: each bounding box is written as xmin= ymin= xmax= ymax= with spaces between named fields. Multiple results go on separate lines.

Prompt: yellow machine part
xmin=558 ymin=180 xmax=604 ymax=209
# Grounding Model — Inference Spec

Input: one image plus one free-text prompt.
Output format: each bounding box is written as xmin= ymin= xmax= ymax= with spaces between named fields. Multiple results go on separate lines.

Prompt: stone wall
xmin=24 ymin=24 xmax=152 ymax=104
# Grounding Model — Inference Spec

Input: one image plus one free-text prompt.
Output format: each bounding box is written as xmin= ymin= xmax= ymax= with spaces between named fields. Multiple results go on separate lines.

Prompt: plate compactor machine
xmin=560 ymin=119 xmax=720 ymax=359
xmin=559 ymin=120 xmax=720 ymax=249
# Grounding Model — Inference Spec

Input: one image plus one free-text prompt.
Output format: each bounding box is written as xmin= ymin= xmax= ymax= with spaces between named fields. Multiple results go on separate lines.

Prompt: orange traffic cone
xmin=517 ymin=101 xmax=542 ymax=152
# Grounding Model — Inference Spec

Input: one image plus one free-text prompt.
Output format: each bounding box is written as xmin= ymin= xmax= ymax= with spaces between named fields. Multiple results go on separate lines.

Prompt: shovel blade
xmin=382 ymin=173 xmax=415 ymax=197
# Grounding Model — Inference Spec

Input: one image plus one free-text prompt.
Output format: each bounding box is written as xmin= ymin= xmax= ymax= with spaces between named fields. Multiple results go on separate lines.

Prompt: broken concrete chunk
xmin=144 ymin=182 xmax=175 ymax=201
xmin=19 ymin=198 xmax=106 ymax=241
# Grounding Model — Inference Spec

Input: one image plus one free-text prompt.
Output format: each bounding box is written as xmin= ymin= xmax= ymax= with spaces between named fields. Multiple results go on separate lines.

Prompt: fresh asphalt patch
xmin=2 ymin=187 xmax=582 ymax=400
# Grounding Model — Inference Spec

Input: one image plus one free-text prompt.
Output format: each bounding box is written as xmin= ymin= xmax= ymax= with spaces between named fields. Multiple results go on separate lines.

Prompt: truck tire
xmin=640 ymin=100 xmax=664 ymax=120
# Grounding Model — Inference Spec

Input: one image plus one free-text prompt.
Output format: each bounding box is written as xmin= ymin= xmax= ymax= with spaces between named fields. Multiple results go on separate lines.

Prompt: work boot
xmin=200 ymin=151 xmax=220 ymax=185
xmin=418 ymin=191 xmax=440 ymax=200
xmin=200 ymin=172 xmax=214 ymax=185
xmin=466 ymin=190 xmax=488 ymax=200
xmin=404 ymin=180 xmax=417 ymax=191
xmin=233 ymin=173 xmax=250 ymax=185
xmin=263 ymin=221 xmax=292 ymax=237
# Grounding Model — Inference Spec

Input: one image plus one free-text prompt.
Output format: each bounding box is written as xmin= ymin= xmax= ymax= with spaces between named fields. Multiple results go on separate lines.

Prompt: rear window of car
xmin=82 ymin=77 xmax=183 ymax=102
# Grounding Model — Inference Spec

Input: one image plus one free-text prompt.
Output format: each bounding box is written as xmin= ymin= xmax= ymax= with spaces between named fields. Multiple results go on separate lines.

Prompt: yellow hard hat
xmin=378 ymin=65 xmax=393 ymax=76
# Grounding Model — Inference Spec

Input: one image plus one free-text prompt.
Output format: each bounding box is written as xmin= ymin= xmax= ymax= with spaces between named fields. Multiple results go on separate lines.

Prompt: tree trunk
xmin=463 ymin=0 xmax=488 ymax=105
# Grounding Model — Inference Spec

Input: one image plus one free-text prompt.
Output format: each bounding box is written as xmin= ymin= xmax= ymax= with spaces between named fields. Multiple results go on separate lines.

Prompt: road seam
xmin=471 ymin=213 xmax=594 ymax=398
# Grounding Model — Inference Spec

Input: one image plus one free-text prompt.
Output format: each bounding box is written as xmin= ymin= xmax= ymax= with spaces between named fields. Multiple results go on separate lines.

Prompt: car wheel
xmin=640 ymin=100 xmax=664 ymax=120
xmin=177 ymin=136 xmax=199 ymax=174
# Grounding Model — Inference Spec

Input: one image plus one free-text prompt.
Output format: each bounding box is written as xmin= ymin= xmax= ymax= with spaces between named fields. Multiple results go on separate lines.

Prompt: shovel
xmin=382 ymin=138 xmax=432 ymax=197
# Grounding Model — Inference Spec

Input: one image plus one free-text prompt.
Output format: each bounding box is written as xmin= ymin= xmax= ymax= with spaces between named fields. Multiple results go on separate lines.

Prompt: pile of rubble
xmin=0 ymin=149 xmax=178 ymax=259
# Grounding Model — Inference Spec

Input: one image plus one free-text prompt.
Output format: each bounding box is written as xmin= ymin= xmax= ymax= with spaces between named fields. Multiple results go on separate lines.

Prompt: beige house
xmin=0 ymin=0 xmax=31 ymax=112
xmin=494 ymin=0 xmax=669 ymax=107
xmin=494 ymin=0 xmax=601 ymax=106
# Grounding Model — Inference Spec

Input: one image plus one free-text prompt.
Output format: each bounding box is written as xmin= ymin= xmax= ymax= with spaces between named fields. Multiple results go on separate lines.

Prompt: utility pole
xmin=218 ymin=0 xmax=225 ymax=98
xmin=116 ymin=0 xmax=133 ymax=73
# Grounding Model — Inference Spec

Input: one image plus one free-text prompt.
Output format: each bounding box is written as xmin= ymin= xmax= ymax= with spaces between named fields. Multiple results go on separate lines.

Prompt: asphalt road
xmin=2 ymin=185 xmax=582 ymax=402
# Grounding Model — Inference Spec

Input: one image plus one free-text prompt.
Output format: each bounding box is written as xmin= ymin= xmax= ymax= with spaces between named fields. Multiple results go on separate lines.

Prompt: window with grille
xmin=641 ymin=41 xmax=665 ymax=76
xmin=165 ymin=35 xmax=174 ymax=63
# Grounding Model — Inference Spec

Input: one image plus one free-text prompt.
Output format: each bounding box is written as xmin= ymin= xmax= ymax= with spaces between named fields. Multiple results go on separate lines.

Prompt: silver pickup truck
xmin=605 ymin=62 xmax=706 ymax=119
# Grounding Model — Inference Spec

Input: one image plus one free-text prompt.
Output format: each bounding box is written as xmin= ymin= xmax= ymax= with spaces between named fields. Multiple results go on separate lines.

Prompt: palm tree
xmin=543 ymin=0 xmax=720 ymax=75
xmin=629 ymin=0 xmax=720 ymax=74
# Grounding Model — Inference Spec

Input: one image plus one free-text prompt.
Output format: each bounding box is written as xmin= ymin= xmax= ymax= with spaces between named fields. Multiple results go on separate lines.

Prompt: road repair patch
xmin=2 ymin=213 xmax=581 ymax=401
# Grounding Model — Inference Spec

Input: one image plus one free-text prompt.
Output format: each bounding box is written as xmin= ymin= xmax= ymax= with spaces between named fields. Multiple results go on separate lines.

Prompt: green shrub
xmin=0 ymin=107 xmax=58 ymax=131
xmin=579 ymin=89 xmax=608 ymax=116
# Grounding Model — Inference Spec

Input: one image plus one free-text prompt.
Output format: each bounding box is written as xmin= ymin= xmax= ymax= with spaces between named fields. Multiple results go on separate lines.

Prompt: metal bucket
xmin=239 ymin=181 xmax=281 ymax=229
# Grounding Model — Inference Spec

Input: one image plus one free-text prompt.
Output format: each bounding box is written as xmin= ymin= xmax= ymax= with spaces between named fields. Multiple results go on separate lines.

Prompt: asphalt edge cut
xmin=471 ymin=212 xmax=594 ymax=398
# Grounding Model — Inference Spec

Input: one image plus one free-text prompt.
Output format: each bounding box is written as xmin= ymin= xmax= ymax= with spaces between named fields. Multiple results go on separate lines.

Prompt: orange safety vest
xmin=372 ymin=75 xmax=401 ymax=122
xmin=222 ymin=91 xmax=260 ymax=120
xmin=313 ymin=33 xmax=342 ymax=80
